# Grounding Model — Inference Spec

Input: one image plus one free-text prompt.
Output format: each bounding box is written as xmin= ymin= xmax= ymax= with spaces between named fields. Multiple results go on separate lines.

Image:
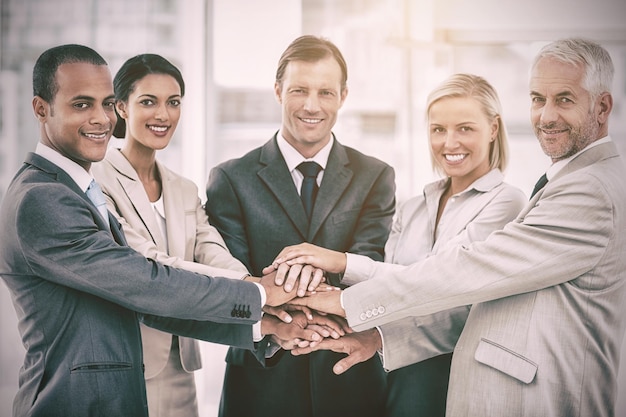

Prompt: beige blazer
xmin=93 ymin=148 xmax=248 ymax=378
xmin=342 ymin=141 xmax=626 ymax=417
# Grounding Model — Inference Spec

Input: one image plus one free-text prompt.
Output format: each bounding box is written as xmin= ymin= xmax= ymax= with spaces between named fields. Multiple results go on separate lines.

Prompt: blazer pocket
xmin=474 ymin=338 xmax=537 ymax=384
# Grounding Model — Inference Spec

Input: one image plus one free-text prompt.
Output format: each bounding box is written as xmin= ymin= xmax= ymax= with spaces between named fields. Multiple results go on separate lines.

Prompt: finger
xmin=308 ymin=268 xmax=325 ymax=292
xmin=263 ymin=305 xmax=292 ymax=323
xmin=333 ymin=355 xmax=362 ymax=375
xmin=261 ymin=264 xmax=276 ymax=275
xmin=297 ymin=265 xmax=314 ymax=297
xmin=305 ymin=324 xmax=331 ymax=339
xmin=284 ymin=264 xmax=303 ymax=293
xmin=307 ymin=315 xmax=345 ymax=337
xmin=274 ymin=263 xmax=291 ymax=286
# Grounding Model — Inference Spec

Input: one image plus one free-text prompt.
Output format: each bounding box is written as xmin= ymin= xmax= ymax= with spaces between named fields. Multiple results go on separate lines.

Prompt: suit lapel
xmin=108 ymin=150 xmax=167 ymax=251
xmin=160 ymin=162 xmax=186 ymax=258
xmin=309 ymin=141 xmax=353 ymax=240
xmin=26 ymin=153 xmax=125 ymax=241
xmin=258 ymin=137 xmax=309 ymax=238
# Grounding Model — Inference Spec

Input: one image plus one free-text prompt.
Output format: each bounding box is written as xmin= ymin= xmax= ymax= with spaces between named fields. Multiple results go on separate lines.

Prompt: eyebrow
xmin=138 ymin=93 xmax=182 ymax=99
xmin=71 ymin=94 xmax=115 ymax=102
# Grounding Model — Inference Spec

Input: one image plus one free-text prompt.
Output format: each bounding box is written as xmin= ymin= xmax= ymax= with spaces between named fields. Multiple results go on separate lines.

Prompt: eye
xmin=459 ymin=126 xmax=472 ymax=132
xmin=558 ymin=97 xmax=573 ymax=104
xmin=73 ymin=102 xmax=90 ymax=109
xmin=104 ymin=101 xmax=116 ymax=109
xmin=531 ymin=96 xmax=545 ymax=104
xmin=169 ymin=99 xmax=181 ymax=107
xmin=431 ymin=127 xmax=444 ymax=134
xmin=320 ymin=90 xmax=335 ymax=96
xmin=140 ymin=99 xmax=155 ymax=106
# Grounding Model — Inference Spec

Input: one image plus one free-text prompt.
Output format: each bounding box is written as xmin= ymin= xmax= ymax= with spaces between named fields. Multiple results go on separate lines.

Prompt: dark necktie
xmin=530 ymin=173 xmax=548 ymax=199
xmin=86 ymin=179 xmax=110 ymax=227
xmin=297 ymin=161 xmax=322 ymax=220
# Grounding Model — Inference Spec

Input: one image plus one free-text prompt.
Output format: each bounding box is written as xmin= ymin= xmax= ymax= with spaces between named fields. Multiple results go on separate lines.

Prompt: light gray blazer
xmin=342 ymin=141 xmax=626 ymax=417
xmin=93 ymin=148 xmax=249 ymax=378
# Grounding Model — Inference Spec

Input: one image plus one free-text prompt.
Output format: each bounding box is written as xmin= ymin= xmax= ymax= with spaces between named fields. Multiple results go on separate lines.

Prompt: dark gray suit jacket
xmin=0 ymin=153 xmax=262 ymax=417
xmin=206 ymin=134 xmax=396 ymax=417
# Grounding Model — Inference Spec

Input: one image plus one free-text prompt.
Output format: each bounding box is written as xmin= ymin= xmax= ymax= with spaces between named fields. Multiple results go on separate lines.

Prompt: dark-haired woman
xmin=93 ymin=54 xmax=249 ymax=417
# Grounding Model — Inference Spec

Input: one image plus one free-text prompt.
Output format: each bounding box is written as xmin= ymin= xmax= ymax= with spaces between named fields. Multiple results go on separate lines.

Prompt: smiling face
xmin=274 ymin=57 xmax=347 ymax=158
xmin=116 ymin=73 xmax=182 ymax=152
xmin=34 ymin=62 xmax=116 ymax=171
xmin=428 ymin=96 xmax=497 ymax=192
xmin=530 ymin=57 xmax=602 ymax=162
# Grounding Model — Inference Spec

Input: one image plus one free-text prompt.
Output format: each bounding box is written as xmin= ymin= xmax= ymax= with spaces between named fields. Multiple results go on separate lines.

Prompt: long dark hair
xmin=112 ymin=53 xmax=185 ymax=138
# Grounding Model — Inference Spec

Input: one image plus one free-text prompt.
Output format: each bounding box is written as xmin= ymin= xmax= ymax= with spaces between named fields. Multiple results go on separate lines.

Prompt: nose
xmin=443 ymin=131 xmax=460 ymax=149
xmin=539 ymin=101 xmax=559 ymax=125
xmin=154 ymin=103 xmax=169 ymax=121
xmin=91 ymin=104 xmax=115 ymax=127
xmin=303 ymin=93 xmax=321 ymax=113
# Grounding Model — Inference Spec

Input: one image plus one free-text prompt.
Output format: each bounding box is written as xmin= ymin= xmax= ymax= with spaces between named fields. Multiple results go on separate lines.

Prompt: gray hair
xmin=532 ymin=38 xmax=614 ymax=99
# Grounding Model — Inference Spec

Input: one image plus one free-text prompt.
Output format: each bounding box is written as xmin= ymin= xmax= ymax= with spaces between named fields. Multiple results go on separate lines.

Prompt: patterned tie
xmin=86 ymin=179 xmax=110 ymax=227
xmin=530 ymin=173 xmax=548 ymax=199
xmin=297 ymin=161 xmax=322 ymax=221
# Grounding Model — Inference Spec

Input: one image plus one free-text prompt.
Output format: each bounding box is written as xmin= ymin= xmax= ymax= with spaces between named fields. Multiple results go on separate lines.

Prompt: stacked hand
xmin=256 ymin=243 xmax=381 ymax=374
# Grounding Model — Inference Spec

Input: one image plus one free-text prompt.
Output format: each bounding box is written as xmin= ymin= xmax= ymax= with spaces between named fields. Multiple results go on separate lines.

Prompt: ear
xmin=596 ymin=92 xmax=613 ymax=125
xmin=339 ymin=86 xmax=349 ymax=107
xmin=274 ymin=82 xmax=282 ymax=104
xmin=32 ymin=96 xmax=49 ymax=121
xmin=115 ymin=100 xmax=128 ymax=119
xmin=490 ymin=116 xmax=500 ymax=141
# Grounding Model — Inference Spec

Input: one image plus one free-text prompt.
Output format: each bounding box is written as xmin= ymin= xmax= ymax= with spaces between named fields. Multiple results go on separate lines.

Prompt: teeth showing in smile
xmin=149 ymin=126 xmax=168 ymax=132
xmin=301 ymin=118 xmax=322 ymax=124
xmin=84 ymin=133 xmax=106 ymax=139
xmin=445 ymin=154 xmax=466 ymax=162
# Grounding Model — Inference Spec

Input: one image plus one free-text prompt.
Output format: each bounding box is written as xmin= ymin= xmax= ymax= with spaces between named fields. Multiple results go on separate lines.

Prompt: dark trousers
xmin=385 ymin=353 xmax=452 ymax=417
xmin=219 ymin=349 xmax=387 ymax=417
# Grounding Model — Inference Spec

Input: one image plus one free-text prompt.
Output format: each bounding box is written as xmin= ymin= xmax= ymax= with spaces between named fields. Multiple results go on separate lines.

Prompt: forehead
xmin=54 ymin=62 xmax=113 ymax=99
xmin=131 ymin=73 xmax=181 ymax=96
xmin=429 ymin=96 xmax=486 ymax=121
xmin=529 ymin=57 xmax=586 ymax=95
xmin=282 ymin=57 xmax=343 ymax=87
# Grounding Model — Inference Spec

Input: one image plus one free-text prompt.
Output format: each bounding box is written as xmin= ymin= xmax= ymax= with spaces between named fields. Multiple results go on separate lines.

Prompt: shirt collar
xmin=546 ymin=135 xmax=611 ymax=180
xmin=35 ymin=142 xmax=95 ymax=192
xmin=425 ymin=168 xmax=504 ymax=197
xmin=276 ymin=131 xmax=333 ymax=173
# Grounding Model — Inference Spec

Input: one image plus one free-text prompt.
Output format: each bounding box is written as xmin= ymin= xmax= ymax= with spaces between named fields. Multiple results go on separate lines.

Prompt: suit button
xmin=231 ymin=305 xmax=237 ymax=317
xmin=372 ymin=308 xmax=379 ymax=316
xmin=378 ymin=306 xmax=385 ymax=314
xmin=366 ymin=310 xmax=372 ymax=318
xmin=360 ymin=313 xmax=367 ymax=321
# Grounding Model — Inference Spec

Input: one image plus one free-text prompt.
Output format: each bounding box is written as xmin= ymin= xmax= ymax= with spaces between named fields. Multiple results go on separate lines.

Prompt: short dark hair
xmin=111 ymin=53 xmax=185 ymax=138
xmin=275 ymin=35 xmax=348 ymax=90
xmin=33 ymin=44 xmax=107 ymax=102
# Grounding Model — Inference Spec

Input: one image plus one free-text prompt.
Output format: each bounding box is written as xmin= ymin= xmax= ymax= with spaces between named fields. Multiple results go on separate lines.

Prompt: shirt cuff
xmin=253 ymin=282 xmax=266 ymax=307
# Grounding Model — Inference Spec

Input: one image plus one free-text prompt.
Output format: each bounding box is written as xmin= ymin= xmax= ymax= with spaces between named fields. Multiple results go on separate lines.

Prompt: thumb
xmin=333 ymin=355 xmax=359 ymax=375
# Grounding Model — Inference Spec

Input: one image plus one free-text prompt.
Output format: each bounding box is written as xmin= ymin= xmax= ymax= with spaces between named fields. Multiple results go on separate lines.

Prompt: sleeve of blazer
xmin=140 ymin=315 xmax=255 ymax=350
xmin=345 ymin=164 xmax=396 ymax=262
xmin=343 ymin=170 xmax=614 ymax=331
xmin=16 ymin=182 xmax=262 ymax=325
xmin=205 ymin=166 xmax=253 ymax=271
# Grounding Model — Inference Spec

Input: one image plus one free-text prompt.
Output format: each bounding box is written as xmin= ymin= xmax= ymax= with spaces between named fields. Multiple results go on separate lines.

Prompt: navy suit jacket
xmin=0 ymin=153 xmax=262 ymax=417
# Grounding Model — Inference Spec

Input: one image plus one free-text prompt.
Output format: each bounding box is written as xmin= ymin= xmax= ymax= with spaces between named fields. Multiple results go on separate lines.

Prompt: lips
xmin=445 ymin=154 xmax=467 ymax=162
xmin=83 ymin=132 xmax=108 ymax=139
xmin=299 ymin=117 xmax=322 ymax=124
xmin=148 ymin=125 xmax=169 ymax=133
